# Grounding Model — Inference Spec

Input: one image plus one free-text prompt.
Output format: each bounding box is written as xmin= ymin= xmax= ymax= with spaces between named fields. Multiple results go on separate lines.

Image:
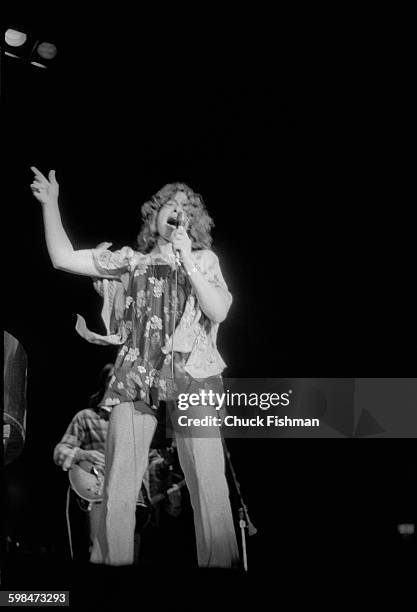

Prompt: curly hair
xmin=88 ymin=363 xmax=114 ymax=410
xmin=136 ymin=183 xmax=214 ymax=253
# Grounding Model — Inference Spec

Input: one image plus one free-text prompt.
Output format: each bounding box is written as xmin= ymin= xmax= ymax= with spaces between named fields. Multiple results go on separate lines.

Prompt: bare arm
xmin=183 ymin=254 xmax=231 ymax=323
xmin=31 ymin=167 xmax=106 ymax=277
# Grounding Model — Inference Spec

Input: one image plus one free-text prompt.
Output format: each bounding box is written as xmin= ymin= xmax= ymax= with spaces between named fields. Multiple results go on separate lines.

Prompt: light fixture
xmin=397 ymin=523 xmax=415 ymax=539
xmin=3 ymin=27 xmax=58 ymax=69
xmin=4 ymin=28 xmax=31 ymax=59
xmin=5 ymin=28 xmax=27 ymax=48
xmin=31 ymin=41 xmax=58 ymax=68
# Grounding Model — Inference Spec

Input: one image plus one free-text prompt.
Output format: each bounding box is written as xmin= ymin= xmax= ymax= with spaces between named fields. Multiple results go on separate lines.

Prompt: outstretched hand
xmin=30 ymin=166 xmax=59 ymax=206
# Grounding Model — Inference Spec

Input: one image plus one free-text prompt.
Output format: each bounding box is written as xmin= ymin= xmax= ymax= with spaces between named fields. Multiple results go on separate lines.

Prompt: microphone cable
xmin=171 ymin=211 xmax=184 ymax=382
xmin=65 ymin=486 xmax=74 ymax=561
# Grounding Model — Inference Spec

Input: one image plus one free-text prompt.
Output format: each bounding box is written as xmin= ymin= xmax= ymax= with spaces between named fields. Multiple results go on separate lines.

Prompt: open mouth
xmin=166 ymin=215 xmax=178 ymax=227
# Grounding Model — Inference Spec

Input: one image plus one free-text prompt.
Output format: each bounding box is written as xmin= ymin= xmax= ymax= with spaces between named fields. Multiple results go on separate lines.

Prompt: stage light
xmin=5 ymin=28 xmax=27 ymax=47
xmin=37 ymin=42 xmax=57 ymax=60
xmin=3 ymin=27 xmax=58 ymax=69
xmin=397 ymin=523 xmax=416 ymax=536
xmin=4 ymin=28 xmax=31 ymax=59
xmin=31 ymin=41 xmax=58 ymax=68
xmin=397 ymin=523 xmax=415 ymax=539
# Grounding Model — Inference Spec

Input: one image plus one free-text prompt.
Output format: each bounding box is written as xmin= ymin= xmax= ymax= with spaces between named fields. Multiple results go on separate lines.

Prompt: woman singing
xmin=30 ymin=167 xmax=239 ymax=567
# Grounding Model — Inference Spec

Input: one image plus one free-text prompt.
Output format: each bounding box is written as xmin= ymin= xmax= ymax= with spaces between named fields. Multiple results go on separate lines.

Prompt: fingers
xmin=30 ymin=181 xmax=46 ymax=198
xmin=120 ymin=246 xmax=134 ymax=258
xmin=95 ymin=241 xmax=113 ymax=250
xmin=30 ymin=182 xmax=45 ymax=198
xmin=171 ymin=228 xmax=187 ymax=244
xmin=171 ymin=239 xmax=183 ymax=252
xmin=31 ymin=179 xmax=44 ymax=189
xmin=30 ymin=167 xmax=58 ymax=186
xmin=172 ymin=234 xmax=190 ymax=249
xmin=30 ymin=166 xmax=48 ymax=182
xmin=91 ymin=451 xmax=105 ymax=460
xmin=174 ymin=227 xmax=187 ymax=237
xmin=92 ymin=451 xmax=105 ymax=466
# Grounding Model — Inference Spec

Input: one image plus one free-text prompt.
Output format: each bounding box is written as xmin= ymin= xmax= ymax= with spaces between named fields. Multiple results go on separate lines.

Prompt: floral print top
xmin=81 ymin=248 xmax=231 ymax=412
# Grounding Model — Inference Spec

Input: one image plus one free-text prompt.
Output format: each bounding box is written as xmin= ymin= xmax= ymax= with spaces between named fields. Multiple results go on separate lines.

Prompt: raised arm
xmin=30 ymin=166 xmax=108 ymax=277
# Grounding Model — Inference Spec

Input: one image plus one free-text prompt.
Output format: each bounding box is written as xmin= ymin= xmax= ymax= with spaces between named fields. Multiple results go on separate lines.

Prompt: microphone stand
xmin=222 ymin=438 xmax=257 ymax=572
xmin=171 ymin=247 xmax=182 ymax=381
xmin=171 ymin=213 xmax=184 ymax=381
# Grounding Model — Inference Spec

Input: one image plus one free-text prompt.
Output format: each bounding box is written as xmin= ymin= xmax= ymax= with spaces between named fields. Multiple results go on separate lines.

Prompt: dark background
xmin=2 ymin=10 xmax=416 ymax=598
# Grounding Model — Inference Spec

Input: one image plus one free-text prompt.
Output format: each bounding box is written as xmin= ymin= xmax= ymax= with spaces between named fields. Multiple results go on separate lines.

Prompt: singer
xmin=30 ymin=168 xmax=239 ymax=567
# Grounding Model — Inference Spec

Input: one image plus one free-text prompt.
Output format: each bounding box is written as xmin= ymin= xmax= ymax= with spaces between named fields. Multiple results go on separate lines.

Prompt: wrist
xmin=181 ymin=253 xmax=193 ymax=267
xmin=74 ymin=448 xmax=84 ymax=461
xmin=42 ymin=197 xmax=59 ymax=210
xmin=182 ymin=256 xmax=200 ymax=277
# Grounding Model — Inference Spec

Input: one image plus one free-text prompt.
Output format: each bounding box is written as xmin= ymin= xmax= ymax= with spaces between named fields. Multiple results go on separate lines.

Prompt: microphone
xmin=174 ymin=212 xmax=184 ymax=265
xmin=175 ymin=212 xmax=184 ymax=229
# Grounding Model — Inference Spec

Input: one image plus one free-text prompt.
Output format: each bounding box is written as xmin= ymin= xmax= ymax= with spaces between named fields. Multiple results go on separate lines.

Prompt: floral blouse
xmin=76 ymin=248 xmax=231 ymax=412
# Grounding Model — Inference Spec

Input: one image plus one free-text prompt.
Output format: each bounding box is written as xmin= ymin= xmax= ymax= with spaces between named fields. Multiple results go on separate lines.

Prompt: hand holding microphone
xmin=171 ymin=212 xmax=192 ymax=263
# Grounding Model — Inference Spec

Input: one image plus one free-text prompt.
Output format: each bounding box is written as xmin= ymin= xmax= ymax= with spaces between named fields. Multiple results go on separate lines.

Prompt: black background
xmin=2 ymin=8 xmax=416 ymax=599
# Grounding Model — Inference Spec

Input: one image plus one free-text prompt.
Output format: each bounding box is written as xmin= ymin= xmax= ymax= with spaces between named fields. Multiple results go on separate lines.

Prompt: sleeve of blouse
xmin=91 ymin=246 xmax=132 ymax=278
xmin=200 ymin=250 xmax=233 ymax=312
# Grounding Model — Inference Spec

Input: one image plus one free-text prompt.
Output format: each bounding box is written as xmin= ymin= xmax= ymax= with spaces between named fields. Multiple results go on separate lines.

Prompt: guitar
xmin=69 ymin=459 xmax=186 ymax=506
xmin=69 ymin=460 xmax=104 ymax=503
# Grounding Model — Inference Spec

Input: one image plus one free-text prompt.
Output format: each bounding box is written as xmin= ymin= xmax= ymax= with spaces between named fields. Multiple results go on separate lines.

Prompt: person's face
xmin=156 ymin=191 xmax=189 ymax=241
